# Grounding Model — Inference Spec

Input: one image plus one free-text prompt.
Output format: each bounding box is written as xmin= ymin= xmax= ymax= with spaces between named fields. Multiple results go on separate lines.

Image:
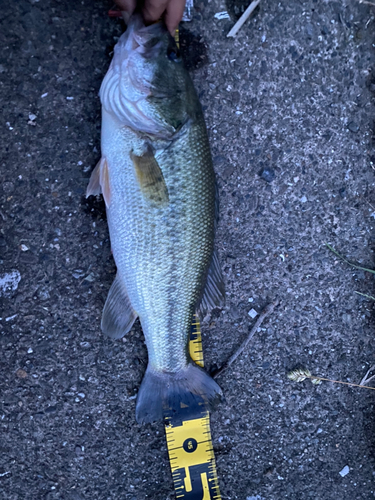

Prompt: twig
xmin=308 ymin=375 xmax=375 ymax=390
xmin=355 ymin=291 xmax=375 ymax=301
xmin=227 ymin=0 xmax=262 ymax=38
xmin=326 ymin=243 xmax=375 ymax=274
xmin=360 ymin=365 xmax=375 ymax=386
xmin=212 ymin=299 xmax=279 ymax=379
xmin=358 ymin=0 xmax=375 ymax=6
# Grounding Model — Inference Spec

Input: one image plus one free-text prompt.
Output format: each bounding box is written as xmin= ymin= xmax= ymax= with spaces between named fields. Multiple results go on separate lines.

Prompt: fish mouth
xmin=122 ymin=16 xmax=167 ymax=59
xmin=133 ymin=22 xmax=166 ymax=56
xmin=100 ymin=15 xmax=177 ymax=136
xmin=118 ymin=17 xmax=169 ymax=96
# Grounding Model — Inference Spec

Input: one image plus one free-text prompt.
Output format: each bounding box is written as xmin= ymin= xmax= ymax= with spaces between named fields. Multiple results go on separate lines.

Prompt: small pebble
xmin=339 ymin=465 xmax=350 ymax=477
xmin=347 ymin=122 xmax=359 ymax=133
xmin=259 ymin=167 xmax=275 ymax=183
xmin=214 ymin=11 xmax=230 ymax=19
xmin=248 ymin=308 xmax=258 ymax=319
xmin=20 ymin=244 xmax=29 ymax=251
xmin=16 ymin=369 xmax=28 ymax=379
xmin=300 ymin=196 xmax=307 ymax=203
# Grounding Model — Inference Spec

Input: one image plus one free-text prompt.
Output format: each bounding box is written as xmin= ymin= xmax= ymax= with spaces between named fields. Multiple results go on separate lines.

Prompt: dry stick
xmin=227 ymin=0 xmax=262 ymax=38
xmin=358 ymin=0 xmax=375 ymax=6
xmin=307 ymin=375 xmax=375 ymax=391
xmin=360 ymin=365 xmax=375 ymax=386
xmin=212 ymin=299 xmax=279 ymax=379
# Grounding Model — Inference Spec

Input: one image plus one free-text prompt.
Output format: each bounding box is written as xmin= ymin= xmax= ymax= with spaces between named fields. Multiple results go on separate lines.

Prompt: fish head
xmin=101 ymin=16 xmax=196 ymax=137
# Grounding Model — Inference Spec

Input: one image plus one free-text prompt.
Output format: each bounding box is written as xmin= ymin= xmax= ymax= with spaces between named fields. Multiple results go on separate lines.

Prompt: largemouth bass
xmin=87 ymin=16 xmax=224 ymax=424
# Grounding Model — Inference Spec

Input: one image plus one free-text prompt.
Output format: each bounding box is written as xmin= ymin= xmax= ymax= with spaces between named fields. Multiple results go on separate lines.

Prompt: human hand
xmin=114 ymin=0 xmax=186 ymax=35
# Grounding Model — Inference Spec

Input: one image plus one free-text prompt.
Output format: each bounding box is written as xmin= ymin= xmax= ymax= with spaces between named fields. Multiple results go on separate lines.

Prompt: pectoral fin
xmin=101 ymin=274 xmax=137 ymax=339
xmin=86 ymin=157 xmax=111 ymax=208
xmin=130 ymin=148 xmax=169 ymax=207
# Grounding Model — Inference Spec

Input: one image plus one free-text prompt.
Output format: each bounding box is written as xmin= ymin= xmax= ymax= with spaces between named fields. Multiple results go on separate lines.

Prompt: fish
xmin=86 ymin=15 xmax=224 ymax=424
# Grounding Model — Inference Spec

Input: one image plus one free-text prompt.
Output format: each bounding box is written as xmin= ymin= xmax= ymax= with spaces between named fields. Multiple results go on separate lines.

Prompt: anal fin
xmin=101 ymin=274 xmax=137 ymax=339
xmin=196 ymin=250 xmax=225 ymax=317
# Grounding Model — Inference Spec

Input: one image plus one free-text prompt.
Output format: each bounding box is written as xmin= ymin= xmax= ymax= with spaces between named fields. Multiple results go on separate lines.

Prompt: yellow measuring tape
xmin=164 ymin=316 xmax=222 ymax=499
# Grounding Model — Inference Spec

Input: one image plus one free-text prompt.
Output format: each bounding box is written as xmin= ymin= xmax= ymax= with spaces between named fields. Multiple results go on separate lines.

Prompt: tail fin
xmin=135 ymin=363 xmax=222 ymax=424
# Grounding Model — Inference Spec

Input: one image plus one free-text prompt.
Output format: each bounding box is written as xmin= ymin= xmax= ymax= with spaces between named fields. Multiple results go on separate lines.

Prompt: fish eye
xmin=167 ymin=47 xmax=181 ymax=63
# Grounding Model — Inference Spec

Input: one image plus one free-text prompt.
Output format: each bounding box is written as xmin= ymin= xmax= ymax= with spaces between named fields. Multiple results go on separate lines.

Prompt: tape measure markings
xmin=165 ymin=315 xmax=222 ymax=499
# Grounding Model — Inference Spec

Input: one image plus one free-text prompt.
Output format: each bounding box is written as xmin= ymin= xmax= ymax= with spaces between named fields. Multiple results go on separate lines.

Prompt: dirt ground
xmin=1 ymin=0 xmax=375 ymax=499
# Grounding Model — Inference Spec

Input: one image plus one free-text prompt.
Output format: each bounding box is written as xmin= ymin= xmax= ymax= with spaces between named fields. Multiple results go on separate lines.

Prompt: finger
xmin=142 ymin=0 xmax=169 ymax=24
xmin=165 ymin=0 xmax=186 ymax=35
xmin=113 ymin=0 xmax=137 ymax=14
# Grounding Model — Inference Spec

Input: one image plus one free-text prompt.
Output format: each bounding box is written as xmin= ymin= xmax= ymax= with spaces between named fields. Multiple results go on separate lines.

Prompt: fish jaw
xmin=99 ymin=19 xmax=168 ymax=135
xmin=99 ymin=15 xmax=190 ymax=138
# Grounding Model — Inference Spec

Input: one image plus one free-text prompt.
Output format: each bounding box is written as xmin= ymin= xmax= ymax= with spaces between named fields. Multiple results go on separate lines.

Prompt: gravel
xmin=1 ymin=0 xmax=375 ymax=499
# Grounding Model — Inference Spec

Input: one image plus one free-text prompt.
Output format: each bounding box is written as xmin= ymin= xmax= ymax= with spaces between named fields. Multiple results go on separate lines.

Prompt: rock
xmin=347 ymin=122 xmax=359 ymax=133
xmin=0 ymin=270 xmax=21 ymax=297
xmin=339 ymin=465 xmax=349 ymax=477
xmin=248 ymin=308 xmax=258 ymax=319
xmin=16 ymin=369 xmax=28 ymax=379
xmin=259 ymin=167 xmax=275 ymax=183
xmin=230 ymin=306 xmax=241 ymax=319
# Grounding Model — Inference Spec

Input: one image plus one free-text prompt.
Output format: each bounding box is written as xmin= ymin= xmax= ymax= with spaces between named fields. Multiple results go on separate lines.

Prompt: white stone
xmin=0 ymin=270 xmax=21 ymax=297
xmin=339 ymin=465 xmax=349 ymax=477
xmin=214 ymin=11 xmax=230 ymax=20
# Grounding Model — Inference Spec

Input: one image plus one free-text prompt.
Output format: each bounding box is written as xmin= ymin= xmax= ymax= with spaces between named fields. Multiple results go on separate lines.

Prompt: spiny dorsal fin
xmin=101 ymin=274 xmax=138 ymax=339
xmin=130 ymin=148 xmax=169 ymax=207
xmin=86 ymin=157 xmax=111 ymax=208
xmin=196 ymin=249 xmax=225 ymax=317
